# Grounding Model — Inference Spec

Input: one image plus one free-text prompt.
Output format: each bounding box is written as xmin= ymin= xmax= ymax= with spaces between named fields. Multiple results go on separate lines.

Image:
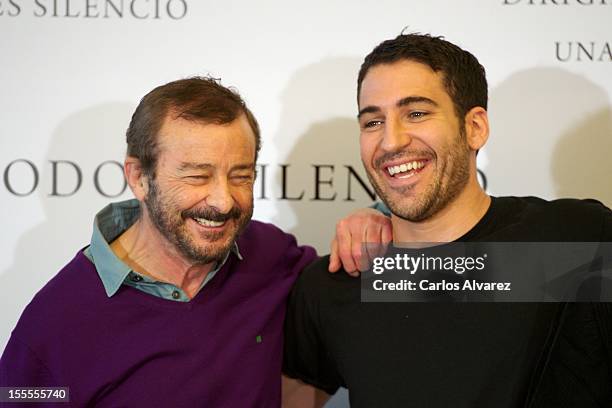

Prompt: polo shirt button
xmin=131 ymin=275 xmax=143 ymax=282
xmin=172 ymin=291 xmax=180 ymax=299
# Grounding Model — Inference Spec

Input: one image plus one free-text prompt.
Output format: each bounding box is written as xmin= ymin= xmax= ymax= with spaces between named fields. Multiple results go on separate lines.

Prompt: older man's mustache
xmin=182 ymin=206 xmax=242 ymax=222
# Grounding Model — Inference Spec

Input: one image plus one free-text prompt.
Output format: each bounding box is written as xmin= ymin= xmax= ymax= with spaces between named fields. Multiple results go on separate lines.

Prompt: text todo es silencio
xmin=372 ymin=254 xmax=487 ymax=275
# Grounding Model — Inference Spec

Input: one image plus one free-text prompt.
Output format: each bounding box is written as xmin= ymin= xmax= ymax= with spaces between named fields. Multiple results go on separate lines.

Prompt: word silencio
xmin=371 ymin=253 xmax=512 ymax=293
xmin=0 ymin=0 xmax=188 ymax=19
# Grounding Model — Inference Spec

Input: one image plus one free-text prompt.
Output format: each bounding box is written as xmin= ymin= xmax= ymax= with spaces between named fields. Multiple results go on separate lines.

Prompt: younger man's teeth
xmin=194 ymin=218 xmax=225 ymax=227
xmin=387 ymin=161 xmax=425 ymax=176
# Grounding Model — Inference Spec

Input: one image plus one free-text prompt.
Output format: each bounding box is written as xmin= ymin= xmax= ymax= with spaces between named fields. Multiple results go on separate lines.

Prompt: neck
xmin=110 ymin=214 xmax=215 ymax=299
xmin=392 ymin=178 xmax=491 ymax=243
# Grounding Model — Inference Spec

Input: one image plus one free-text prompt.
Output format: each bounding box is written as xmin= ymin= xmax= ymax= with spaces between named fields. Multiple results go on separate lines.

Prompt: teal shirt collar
xmin=85 ymin=199 xmax=242 ymax=299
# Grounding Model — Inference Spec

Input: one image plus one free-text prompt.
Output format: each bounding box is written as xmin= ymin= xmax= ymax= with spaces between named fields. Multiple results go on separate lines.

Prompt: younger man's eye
xmin=409 ymin=111 xmax=428 ymax=119
xmin=363 ymin=120 xmax=383 ymax=129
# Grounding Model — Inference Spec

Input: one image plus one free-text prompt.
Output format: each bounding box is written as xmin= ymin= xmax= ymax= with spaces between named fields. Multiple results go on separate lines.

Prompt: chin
xmin=203 ymin=237 xmax=234 ymax=255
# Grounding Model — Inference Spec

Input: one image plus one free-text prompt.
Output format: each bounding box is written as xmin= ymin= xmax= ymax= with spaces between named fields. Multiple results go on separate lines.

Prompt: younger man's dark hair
xmin=357 ymin=33 xmax=488 ymax=124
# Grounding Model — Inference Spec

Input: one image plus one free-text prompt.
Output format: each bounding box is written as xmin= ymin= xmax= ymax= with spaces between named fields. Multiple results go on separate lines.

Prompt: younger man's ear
xmin=124 ymin=157 xmax=148 ymax=201
xmin=464 ymin=107 xmax=489 ymax=151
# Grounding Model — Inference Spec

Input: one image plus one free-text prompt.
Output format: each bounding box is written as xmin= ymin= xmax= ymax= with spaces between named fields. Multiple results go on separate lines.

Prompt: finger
xmin=364 ymin=224 xmax=379 ymax=265
xmin=328 ymin=239 xmax=340 ymax=272
xmin=380 ymin=222 xmax=393 ymax=255
xmin=352 ymin=227 xmax=368 ymax=273
xmin=366 ymin=225 xmax=383 ymax=258
xmin=381 ymin=222 xmax=393 ymax=244
xmin=336 ymin=221 xmax=357 ymax=273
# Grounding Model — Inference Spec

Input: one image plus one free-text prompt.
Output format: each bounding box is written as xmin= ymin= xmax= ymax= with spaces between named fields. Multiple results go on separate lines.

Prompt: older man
xmin=0 ymin=77 xmax=389 ymax=407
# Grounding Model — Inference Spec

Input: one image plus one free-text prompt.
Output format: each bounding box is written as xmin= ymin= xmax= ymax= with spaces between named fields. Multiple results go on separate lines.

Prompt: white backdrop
xmin=1 ymin=1 xmax=611 ymax=405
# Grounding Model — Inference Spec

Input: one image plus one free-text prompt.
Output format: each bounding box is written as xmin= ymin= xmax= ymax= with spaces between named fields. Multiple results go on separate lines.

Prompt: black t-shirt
xmin=283 ymin=196 xmax=612 ymax=408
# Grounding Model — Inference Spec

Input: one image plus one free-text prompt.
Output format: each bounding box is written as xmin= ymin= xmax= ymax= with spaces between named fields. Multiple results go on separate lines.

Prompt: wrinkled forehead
xmin=156 ymin=114 xmax=256 ymax=163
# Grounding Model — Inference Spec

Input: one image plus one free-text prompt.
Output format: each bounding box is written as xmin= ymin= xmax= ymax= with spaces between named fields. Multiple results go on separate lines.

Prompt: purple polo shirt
xmin=0 ymin=220 xmax=316 ymax=407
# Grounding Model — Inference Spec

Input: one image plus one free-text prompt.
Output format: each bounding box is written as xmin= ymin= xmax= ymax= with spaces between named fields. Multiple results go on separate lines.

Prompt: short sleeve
xmin=283 ymin=259 xmax=343 ymax=396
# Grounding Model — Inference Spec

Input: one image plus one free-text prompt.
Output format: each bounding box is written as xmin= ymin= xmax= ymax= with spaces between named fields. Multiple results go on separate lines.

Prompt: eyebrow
xmin=178 ymin=162 xmax=255 ymax=172
xmin=230 ymin=164 xmax=256 ymax=171
xmin=178 ymin=162 xmax=214 ymax=171
xmin=357 ymin=96 xmax=439 ymax=118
